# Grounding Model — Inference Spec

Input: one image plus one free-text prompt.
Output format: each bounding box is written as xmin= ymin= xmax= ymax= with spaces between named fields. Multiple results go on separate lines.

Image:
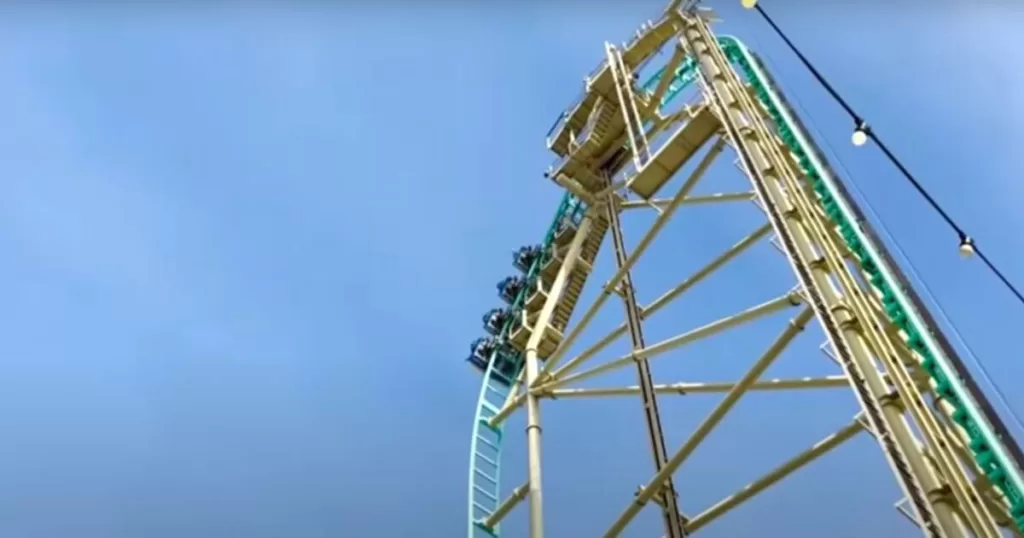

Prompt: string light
xmin=749 ymin=2 xmax=1024 ymax=299
xmin=851 ymin=120 xmax=869 ymax=147
xmin=743 ymin=0 xmax=1024 ymax=491
xmin=959 ymin=233 xmax=976 ymax=258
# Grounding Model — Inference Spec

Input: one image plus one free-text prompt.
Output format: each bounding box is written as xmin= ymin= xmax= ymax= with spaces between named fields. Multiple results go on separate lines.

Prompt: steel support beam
xmin=684 ymin=418 xmax=865 ymax=533
xmin=544 ymin=292 xmax=801 ymax=391
xmin=643 ymin=41 xmax=687 ymax=116
xmin=619 ymin=192 xmax=754 ymax=210
xmin=602 ymin=307 xmax=813 ymax=535
xmin=544 ymin=375 xmax=849 ymax=398
xmin=523 ymin=213 xmax=594 ymax=538
xmin=480 ymin=482 xmax=530 ymax=531
xmin=606 ymin=190 xmax=687 ymax=538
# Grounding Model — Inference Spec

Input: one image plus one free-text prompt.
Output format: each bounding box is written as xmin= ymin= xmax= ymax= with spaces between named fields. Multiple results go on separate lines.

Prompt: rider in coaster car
xmin=496 ymin=275 xmax=526 ymax=303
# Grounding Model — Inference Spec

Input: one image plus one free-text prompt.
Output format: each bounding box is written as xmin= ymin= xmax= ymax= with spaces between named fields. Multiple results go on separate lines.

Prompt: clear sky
xmin=0 ymin=1 xmax=1021 ymax=537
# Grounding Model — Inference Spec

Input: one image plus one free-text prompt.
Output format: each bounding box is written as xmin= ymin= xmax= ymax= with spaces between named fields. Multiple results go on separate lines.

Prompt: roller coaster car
xmin=482 ymin=308 xmax=510 ymax=336
xmin=497 ymin=275 xmax=526 ymax=304
xmin=552 ymin=211 xmax=583 ymax=248
xmin=513 ymin=244 xmax=543 ymax=273
xmin=467 ymin=336 xmax=498 ymax=371
xmin=466 ymin=336 xmax=520 ymax=384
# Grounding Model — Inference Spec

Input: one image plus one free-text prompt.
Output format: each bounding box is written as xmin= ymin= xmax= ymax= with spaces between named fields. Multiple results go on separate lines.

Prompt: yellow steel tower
xmin=465 ymin=3 xmax=1024 ymax=537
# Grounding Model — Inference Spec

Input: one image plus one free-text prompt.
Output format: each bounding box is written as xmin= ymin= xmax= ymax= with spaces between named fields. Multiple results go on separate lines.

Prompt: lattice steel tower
xmin=464 ymin=3 xmax=1024 ymax=537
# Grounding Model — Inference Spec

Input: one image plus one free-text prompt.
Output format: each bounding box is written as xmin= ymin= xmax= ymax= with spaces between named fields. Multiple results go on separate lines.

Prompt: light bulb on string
xmin=741 ymin=0 xmax=758 ymax=8
xmin=959 ymin=233 xmax=976 ymax=258
xmin=851 ymin=120 xmax=869 ymax=147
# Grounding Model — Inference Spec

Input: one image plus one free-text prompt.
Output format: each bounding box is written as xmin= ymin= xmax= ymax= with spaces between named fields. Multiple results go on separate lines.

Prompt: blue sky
xmin=0 ymin=2 xmax=1021 ymax=537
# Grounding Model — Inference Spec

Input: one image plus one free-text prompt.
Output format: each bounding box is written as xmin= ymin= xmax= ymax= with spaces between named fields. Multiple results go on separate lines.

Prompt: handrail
xmin=545 ymin=111 xmax=567 ymax=139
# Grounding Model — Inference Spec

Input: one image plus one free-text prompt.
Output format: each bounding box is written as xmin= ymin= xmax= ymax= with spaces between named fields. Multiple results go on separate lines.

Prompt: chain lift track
xmin=465 ymin=5 xmax=1024 ymax=537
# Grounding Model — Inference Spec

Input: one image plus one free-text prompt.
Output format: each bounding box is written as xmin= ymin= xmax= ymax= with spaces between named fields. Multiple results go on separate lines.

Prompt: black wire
xmin=865 ymin=130 xmax=959 ymax=231
xmin=752 ymin=5 xmax=858 ymax=121
xmin=978 ymin=249 xmax=1024 ymax=305
xmin=752 ymin=2 xmax=1024 ymax=309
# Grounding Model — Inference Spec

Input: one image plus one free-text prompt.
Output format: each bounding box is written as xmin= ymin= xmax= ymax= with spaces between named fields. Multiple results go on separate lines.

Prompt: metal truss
xmin=465 ymin=5 xmax=1022 ymax=538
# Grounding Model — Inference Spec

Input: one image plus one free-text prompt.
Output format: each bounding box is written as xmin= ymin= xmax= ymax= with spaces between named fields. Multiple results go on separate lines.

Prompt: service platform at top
xmin=545 ymin=4 xmax=722 ymax=202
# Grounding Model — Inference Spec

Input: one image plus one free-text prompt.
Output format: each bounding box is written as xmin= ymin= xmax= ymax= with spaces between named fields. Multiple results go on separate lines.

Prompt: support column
xmin=606 ymin=195 xmax=688 ymax=538
xmin=525 ymin=214 xmax=594 ymax=538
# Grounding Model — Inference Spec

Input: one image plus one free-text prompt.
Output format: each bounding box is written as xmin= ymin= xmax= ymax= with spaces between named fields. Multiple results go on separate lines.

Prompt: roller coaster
xmin=464 ymin=3 xmax=1024 ymax=537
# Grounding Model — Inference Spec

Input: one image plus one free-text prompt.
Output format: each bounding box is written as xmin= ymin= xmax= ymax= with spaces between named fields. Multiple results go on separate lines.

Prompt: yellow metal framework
xmin=465 ymin=4 xmax=1024 ymax=537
